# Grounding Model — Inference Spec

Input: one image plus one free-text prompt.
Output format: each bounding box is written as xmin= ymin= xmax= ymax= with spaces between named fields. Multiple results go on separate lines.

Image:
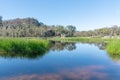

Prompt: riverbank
xmin=48 ymin=37 xmax=112 ymax=43
xmin=0 ymin=38 xmax=50 ymax=54
xmin=0 ymin=37 xmax=119 ymax=56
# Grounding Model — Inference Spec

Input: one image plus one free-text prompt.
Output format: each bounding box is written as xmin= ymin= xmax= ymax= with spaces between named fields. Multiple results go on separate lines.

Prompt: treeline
xmin=75 ymin=25 xmax=120 ymax=38
xmin=0 ymin=16 xmax=76 ymax=37
xmin=0 ymin=16 xmax=120 ymax=38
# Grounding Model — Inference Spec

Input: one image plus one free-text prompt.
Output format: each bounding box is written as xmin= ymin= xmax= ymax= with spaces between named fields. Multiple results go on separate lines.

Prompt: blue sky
xmin=0 ymin=0 xmax=120 ymax=31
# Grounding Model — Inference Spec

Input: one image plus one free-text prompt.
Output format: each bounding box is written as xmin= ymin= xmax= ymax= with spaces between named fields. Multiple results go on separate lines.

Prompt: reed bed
xmin=0 ymin=38 xmax=50 ymax=54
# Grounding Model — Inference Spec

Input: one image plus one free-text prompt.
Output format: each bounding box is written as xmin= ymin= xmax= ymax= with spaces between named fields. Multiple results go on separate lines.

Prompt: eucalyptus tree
xmin=0 ymin=16 xmax=2 ymax=27
xmin=66 ymin=25 xmax=76 ymax=36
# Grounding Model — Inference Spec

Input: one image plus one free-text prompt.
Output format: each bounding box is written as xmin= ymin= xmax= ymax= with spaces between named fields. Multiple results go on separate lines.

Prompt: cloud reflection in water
xmin=2 ymin=65 xmax=108 ymax=80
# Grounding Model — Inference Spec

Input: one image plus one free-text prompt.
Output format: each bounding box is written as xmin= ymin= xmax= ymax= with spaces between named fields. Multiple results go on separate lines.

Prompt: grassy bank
xmin=48 ymin=37 xmax=111 ymax=43
xmin=0 ymin=38 xmax=50 ymax=54
xmin=106 ymin=40 xmax=120 ymax=54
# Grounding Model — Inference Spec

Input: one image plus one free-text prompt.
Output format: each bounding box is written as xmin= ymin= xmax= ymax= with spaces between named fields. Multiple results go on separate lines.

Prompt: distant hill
xmin=2 ymin=18 xmax=44 ymax=28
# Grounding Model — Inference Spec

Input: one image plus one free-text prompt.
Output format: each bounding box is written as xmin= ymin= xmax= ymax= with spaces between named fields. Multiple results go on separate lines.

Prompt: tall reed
xmin=106 ymin=40 xmax=120 ymax=54
xmin=0 ymin=38 xmax=50 ymax=54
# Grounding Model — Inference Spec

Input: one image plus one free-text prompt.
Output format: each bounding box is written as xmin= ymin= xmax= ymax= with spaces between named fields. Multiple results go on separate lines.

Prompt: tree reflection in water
xmin=0 ymin=41 xmax=76 ymax=59
xmin=50 ymin=41 xmax=76 ymax=51
xmin=80 ymin=41 xmax=120 ymax=62
xmin=0 ymin=50 xmax=49 ymax=59
xmin=0 ymin=41 xmax=118 ymax=62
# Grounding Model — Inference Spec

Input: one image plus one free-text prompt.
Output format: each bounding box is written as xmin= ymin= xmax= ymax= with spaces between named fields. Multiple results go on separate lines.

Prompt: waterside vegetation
xmin=106 ymin=40 xmax=120 ymax=56
xmin=48 ymin=37 xmax=110 ymax=43
xmin=0 ymin=38 xmax=50 ymax=54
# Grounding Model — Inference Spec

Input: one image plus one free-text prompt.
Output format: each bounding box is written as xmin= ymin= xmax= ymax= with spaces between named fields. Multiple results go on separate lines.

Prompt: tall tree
xmin=66 ymin=25 xmax=76 ymax=36
xmin=0 ymin=16 xmax=2 ymax=27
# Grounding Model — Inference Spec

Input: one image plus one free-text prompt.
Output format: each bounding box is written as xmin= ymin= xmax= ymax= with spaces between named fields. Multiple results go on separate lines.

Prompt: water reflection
xmin=0 ymin=51 xmax=49 ymax=59
xmin=0 ymin=41 xmax=117 ymax=62
xmin=0 ymin=41 xmax=76 ymax=59
xmin=80 ymin=42 xmax=120 ymax=62
xmin=93 ymin=42 xmax=107 ymax=50
xmin=50 ymin=41 xmax=108 ymax=54
xmin=1 ymin=65 xmax=108 ymax=80
xmin=108 ymin=52 xmax=120 ymax=61
xmin=80 ymin=42 xmax=107 ymax=50
xmin=0 ymin=41 xmax=113 ymax=60
xmin=50 ymin=41 xmax=76 ymax=51
xmin=0 ymin=42 xmax=119 ymax=80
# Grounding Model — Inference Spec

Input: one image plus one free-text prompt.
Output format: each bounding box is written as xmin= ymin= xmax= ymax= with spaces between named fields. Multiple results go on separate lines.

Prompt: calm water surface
xmin=0 ymin=42 xmax=120 ymax=80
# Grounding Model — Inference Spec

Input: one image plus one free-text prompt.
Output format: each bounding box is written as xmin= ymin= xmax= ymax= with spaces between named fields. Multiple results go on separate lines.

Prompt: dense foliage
xmin=1 ymin=16 xmax=120 ymax=38
xmin=75 ymin=25 xmax=120 ymax=38
xmin=0 ymin=16 xmax=76 ymax=37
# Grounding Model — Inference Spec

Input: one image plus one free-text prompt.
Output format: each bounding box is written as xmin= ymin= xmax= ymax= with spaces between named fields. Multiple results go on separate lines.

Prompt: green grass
xmin=48 ymin=37 xmax=110 ymax=43
xmin=0 ymin=38 xmax=50 ymax=54
xmin=106 ymin=40 xmax=120 ymax=54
